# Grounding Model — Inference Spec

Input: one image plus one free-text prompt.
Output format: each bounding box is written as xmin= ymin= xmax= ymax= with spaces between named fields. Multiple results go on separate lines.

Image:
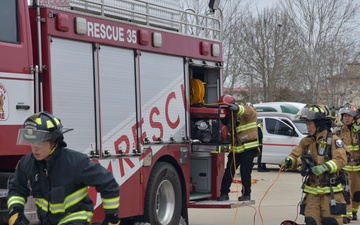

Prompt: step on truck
xmin=0 ymin=0 xmax=251 ymax=224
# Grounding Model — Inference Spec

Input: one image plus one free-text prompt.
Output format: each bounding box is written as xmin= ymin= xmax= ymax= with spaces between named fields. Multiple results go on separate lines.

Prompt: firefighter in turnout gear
xmin=7 ymin=112 xmax=120 ymax=225
xmin=334 ymin=103 xmax=360 ymax=224
xmin=282 ymin=105 xmax=348 ymax=225
xmin=217 ymin=95 xmax=260 ymax=201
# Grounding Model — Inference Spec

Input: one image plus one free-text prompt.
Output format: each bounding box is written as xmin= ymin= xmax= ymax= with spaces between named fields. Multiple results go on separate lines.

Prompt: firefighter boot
xmin=238 ymin=195 xmax=250 ymax=201
xmin=217 ymin=194 xmax=229 ymax=201
xmin=353 ymin=211 xmax=358 ymax=220
xmin=343 ymin=217 xmax=351 ymax=224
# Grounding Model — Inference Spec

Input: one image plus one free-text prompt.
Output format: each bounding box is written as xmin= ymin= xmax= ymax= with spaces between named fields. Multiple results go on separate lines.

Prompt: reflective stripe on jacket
xmin=303 ymin=183 xmax=344 ymax=195
xmin=231 ymin=105 xmax=259 ymax=154
xmin=7 ymin=146 xmax=120 ymax=224
xmin=334 ymin=124 xmax=360 ymax=172
xmin=287 ymin=130 xmax=347 ymax=195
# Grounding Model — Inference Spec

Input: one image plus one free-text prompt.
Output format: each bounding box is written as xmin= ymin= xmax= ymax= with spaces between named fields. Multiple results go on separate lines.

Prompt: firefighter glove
xmin=311 ymin=164 xmax=329 ymax=176
xmin=281 ymin=157 xmax=293 ymax=170
xmin=101 ymin=214 xmax=120 ymax=225
xmin=8 ymin=207 xmax=30 ymax=225
xmin=228 ymin=103 xmax=239 ymax=112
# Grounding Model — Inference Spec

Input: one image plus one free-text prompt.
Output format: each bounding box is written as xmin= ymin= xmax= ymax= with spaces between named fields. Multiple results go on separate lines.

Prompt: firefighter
xmin=7 ymin=112 xmax=120 ymax=225
xmin=217 ymin=95 xmax=260 ymax=201
xmin=334 ymin=103 xmax=360 ymax=224
xmin=282 ymin=104 xmax=348 ymax=225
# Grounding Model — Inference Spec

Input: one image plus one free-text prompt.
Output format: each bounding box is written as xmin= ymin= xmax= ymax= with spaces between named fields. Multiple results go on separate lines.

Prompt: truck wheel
xmin=144 ymin=162 xmax=182 ymax=225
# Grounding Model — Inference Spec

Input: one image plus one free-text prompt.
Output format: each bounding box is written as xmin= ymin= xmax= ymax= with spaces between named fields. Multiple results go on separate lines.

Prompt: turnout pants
xmin=304 ymin=192 xmax=345 ymax=225
xmin=350 ymin=170 xmax=360 ymax=212
xmin=220 ymin=148 xmax=256 ymax=196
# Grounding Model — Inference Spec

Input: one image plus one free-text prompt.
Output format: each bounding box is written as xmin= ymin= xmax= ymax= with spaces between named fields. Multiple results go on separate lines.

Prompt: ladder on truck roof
xmin=36 ymin=0 xmax=223 ymax=41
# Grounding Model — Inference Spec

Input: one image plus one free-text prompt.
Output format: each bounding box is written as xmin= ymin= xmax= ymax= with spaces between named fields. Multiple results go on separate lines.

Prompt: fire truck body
xmin=0 ymin=0 xmax=236 ymax=224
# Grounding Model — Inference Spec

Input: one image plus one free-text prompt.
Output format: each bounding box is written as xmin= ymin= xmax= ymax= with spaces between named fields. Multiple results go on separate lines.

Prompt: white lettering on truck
xmin=87 ymin=21 xmax=137 ymax=44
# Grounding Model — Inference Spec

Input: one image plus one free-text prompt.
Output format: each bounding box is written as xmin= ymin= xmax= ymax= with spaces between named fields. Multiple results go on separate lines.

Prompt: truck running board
xmin=188 ymin=199 xmax=255 ymax=209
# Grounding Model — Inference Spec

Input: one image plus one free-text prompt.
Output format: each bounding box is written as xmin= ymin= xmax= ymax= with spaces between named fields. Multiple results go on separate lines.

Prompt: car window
xmin=293 ymin=121 xmax=308 ymax=135
xmin=265 ymin=118 xmax=293 ymax=136
xmin=281 ymin=119 xmax=294 ymax=129
xmin=0 ymin=0 xmax=19 ymax=43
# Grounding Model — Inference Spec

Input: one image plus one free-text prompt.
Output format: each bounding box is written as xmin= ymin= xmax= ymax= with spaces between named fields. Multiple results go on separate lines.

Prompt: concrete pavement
xmin=188 ymin=165 xmax=360 ymax=225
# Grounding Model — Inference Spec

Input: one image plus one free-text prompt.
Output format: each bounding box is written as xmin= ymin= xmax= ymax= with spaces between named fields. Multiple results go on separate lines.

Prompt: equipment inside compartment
xmin=190 ymin=78 xmax=205 ymax=105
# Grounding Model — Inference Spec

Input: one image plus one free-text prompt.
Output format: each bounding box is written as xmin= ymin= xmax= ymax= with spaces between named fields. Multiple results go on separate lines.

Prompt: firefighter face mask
xmin=17 ymin=128 xmax=58 ymax=160
xmin=16 ymin=128 xmax=52 ymax=146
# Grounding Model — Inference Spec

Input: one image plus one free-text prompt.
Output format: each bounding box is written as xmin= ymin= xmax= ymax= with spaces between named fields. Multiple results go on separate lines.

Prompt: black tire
xmin=143 ymin=162 xmax=182 ymax=225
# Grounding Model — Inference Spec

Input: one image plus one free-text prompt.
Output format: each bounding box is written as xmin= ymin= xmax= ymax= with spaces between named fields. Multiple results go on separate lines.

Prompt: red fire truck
xmin=0 ymin=0 xmax=242 ymax=224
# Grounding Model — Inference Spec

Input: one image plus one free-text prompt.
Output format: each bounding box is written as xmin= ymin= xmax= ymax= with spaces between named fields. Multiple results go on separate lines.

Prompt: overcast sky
xmin=253 ymin=0 xmax=278 ymax=9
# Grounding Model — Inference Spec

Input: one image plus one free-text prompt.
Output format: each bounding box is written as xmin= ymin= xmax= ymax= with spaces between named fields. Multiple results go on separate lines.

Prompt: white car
xmin=254 ymin=102 xmax=308 ymax=165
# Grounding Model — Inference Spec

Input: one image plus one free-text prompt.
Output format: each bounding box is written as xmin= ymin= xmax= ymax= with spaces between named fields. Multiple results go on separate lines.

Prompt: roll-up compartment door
xmin=98 ymin=45 xmax=136 ymax=154
xmin=50 ymin=38 xmax=95 ymax=154
xmin=139 ymin=52 xmax=185 ymax=144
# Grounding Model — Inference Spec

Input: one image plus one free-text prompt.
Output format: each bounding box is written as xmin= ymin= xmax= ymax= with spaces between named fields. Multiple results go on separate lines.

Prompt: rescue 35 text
xmin=87 ymin=22 xmax=137 ymax=44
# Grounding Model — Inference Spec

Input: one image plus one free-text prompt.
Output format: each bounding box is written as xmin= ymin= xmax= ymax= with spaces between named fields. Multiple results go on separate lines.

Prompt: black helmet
xmin=295 ymin=104 xmax=328 ymax=121
xmin=295 ymin=104 xmax=332 ymax=132
xmin=17 ymin=112 xmax=72 ymax=145
xmin=339 ymin=103 xmax=357 ymax=117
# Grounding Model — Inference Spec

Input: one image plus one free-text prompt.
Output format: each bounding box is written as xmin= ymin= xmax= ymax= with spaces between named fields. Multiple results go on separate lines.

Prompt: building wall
xmin=337 ymin=62 xmax=360 ymax=107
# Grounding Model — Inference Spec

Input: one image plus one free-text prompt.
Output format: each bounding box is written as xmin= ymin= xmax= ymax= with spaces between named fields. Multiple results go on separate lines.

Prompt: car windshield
xmin=293 ymin=121 xmax=308 ymax=135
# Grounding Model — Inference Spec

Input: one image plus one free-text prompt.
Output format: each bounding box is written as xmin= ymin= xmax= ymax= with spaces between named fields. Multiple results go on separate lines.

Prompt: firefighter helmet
xmin=295 ymin=104 xmax=329 ymax=121
xmin=280 ymin=220 xmax=299 ymax=225
xmin=17 ymin=112 xmax=72 ymax=145
xmin=218 ymin=94 xmax=235 ymax=104
xmin=339 ymin=103 xmax=357 ymax=117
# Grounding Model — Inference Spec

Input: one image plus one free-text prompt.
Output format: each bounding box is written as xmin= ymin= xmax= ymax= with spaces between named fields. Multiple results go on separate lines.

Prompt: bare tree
xmin=281 ymin=0 xmax=360 ymax=104
xmin=219 ymin=0 xmax=248 ymax=92
xmin=231 ymin=8 xmax=301 ymax=102
xmin=181 ymin=0 xmax=360 ymax=106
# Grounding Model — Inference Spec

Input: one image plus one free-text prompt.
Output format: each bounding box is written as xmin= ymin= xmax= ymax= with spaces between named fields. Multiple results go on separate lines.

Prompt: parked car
xmin=254 ymin=102 xmax=308 ymax=165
